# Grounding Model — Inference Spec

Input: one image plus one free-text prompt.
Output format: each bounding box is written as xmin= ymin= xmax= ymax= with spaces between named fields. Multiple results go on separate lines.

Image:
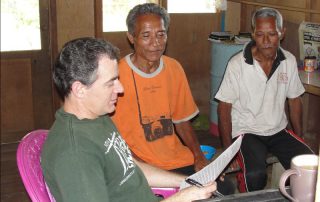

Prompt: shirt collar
xmin=243 ymin=40 xmax=286 ymax=65
xmin=243 ymin=40 xmax=286 ymax=80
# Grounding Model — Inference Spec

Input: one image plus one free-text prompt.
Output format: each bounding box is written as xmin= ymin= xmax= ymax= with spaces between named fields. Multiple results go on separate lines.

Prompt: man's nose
xmin=263 ymin=34 xmax=270 ymax=43
xmin=151 ymin=36 xmax=160 ymax=46
xmin=115 ymin=80 xmax=124 ymax=93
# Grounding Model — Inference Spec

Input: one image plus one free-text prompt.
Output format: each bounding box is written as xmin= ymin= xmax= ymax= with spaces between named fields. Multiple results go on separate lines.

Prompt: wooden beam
xmin=305 ymin=0 xmax=311 ymax=21
xmin=228 ymin=0 xmax=320 ymax=14
xmin=94 ymin=0 xmax=102 ymax=38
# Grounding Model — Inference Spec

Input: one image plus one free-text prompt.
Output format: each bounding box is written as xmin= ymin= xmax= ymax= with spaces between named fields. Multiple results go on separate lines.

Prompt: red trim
xmin=285 ymin=129 xmax=314 ymax=153
xmin=236 ymin=151 xmax=248 ymax=193
xmin=209 ymin=123 xmax=219 ymax=137
xmin=285 ymin=129 xmax=304 ymax=142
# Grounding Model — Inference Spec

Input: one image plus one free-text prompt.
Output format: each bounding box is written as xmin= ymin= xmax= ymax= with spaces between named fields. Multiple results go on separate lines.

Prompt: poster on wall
xmin=298 ymin=21 xmax=320 ymax=68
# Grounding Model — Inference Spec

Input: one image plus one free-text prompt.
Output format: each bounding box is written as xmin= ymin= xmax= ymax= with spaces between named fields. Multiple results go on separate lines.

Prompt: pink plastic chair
xmin=151 ymin=187 xmax=179 ymax=198
xmin=16 ymin=129 xmax=55 ymax=202
xmin=16 ymin=129 xmax=177 ymax=201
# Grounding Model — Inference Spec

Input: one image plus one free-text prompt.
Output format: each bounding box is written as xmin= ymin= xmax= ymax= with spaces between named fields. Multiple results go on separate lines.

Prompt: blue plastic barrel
xmin=209 ymin=41 xmax=244 ymax=136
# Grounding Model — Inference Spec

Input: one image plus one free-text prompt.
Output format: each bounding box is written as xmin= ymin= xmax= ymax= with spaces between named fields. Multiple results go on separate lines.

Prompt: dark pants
xmin=170 ymin=165 xmax=235 ymax=195
xmin=237 ymin=129 xmax=314 ymax=192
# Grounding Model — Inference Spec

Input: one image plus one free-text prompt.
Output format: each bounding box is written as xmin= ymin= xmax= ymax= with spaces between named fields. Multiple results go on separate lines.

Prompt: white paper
xmin=180 ymin=135 xmax=243 ymax=189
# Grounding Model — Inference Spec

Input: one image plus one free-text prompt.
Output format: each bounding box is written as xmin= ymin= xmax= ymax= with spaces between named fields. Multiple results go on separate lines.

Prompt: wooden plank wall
xmin=226 ymin=0 xmax=320 ymax=61
xmin=1 ymin=54 xmax=55 ymax=144
xmin=56 ymin=0 xmax=95 ymax=49
xmin=1 ymin=0 xmax=55 ymax=144
xmin=166 ymin=13 xmax=220 ymax=114
xmin=1 ymin=59 xmax=34 ymax=142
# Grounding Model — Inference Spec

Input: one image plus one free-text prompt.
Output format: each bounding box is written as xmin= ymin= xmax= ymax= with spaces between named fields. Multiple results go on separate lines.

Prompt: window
xmin=168 ymin=0 xmax=216 ymax=13
xmin=103 ymin=0 xmax=158 ymax=32
xmin=1 ymin=0 xmax=41 ymax=51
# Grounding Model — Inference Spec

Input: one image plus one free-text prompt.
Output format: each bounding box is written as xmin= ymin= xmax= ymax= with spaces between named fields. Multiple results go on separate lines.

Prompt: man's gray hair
xmin=252 ymin=7 xmax=283 ymax=32
xmin=126 ymin=3 xmax=170 ymax=36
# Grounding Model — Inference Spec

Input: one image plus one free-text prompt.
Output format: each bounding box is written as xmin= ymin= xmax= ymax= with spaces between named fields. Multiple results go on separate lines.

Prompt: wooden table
xmin=299 ymin=69 xmax=320 ymax=96
xmin=197 ymin=188 xmax=290 ymax=202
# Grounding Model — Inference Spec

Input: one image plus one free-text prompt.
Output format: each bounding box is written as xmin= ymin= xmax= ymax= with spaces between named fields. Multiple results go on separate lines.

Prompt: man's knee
xmin=245 ymin=169 xmax=267 ymax=191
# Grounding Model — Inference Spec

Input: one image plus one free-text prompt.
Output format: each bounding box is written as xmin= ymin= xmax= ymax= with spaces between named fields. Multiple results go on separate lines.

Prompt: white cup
xmin=279 ymin=154 xmax=318 ymax=202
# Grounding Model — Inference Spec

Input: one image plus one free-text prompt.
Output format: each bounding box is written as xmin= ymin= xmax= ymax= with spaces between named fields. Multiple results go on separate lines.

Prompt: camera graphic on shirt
xmin=141 ymin=115 xmax=173 ymax=141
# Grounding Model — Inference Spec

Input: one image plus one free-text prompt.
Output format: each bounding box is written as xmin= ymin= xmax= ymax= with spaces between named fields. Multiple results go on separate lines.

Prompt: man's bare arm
xmin=217 ymin=101 xmax=238 ymax=170
xmin=175 ymin=121 xmax=209 ymax=171
xmin=288 ymin=97 xmax=303 ymax=137
xmin=217 ymin=101 xmax=233 ymax=148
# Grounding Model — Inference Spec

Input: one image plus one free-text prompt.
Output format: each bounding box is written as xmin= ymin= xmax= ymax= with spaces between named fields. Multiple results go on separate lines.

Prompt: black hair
xmin=53 ymin=37 xmax=119 ymax=100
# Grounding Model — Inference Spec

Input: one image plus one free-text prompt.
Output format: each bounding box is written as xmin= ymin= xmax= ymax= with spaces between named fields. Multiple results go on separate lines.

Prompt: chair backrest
xmin=16 ymin=129 xmax=55 ymax=202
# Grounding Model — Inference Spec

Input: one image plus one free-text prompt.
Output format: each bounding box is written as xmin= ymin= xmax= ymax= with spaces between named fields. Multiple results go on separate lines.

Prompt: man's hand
xmin=228 ymin=159 xmax=239 ymax=171
xmin=162 ymin=181 xmax=217 ymax=202
xmin=194 ymin=156 xmax=210 ymax=172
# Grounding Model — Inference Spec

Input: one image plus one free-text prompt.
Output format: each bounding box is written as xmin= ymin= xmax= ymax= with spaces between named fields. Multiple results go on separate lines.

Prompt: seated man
xmin=41 ymin=37 xmax=217 ymax=202
xmin=111 ymin=3 xmax=234 ymax=194
xmin=215 ymin=7 xmax=314 ymax=192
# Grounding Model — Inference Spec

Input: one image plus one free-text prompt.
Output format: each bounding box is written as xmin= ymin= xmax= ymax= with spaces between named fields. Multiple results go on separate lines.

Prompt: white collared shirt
xmin=215 ymin=43 xmax=305 ymax=138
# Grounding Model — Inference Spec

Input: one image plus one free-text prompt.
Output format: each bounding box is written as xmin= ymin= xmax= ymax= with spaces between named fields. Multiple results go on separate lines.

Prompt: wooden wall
xmin=165 ymin=13 xmax=220 ymax=114
xmin=56 ymin=0 xmax=95 ymax=49
xmin=1 ymin=59 xmax=34 ymax=142
xmin=1 ymin=0 xmax=54 ymax=143
xmin=226 ymin=0 xmax=320 ymax=61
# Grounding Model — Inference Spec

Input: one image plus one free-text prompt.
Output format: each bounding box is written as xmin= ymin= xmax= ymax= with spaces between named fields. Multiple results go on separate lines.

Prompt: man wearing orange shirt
xmin=112 ymin=3 xmax=234 ymax=194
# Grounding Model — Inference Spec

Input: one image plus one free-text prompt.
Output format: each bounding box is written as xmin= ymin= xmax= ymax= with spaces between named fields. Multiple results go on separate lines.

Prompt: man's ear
xmin=279 ymin=28 xmax=286 ymax=40
xmin=71 ymin=81 xmax=86 ymax=98
xmin=127 ymin=32 xmax=134 ymax=44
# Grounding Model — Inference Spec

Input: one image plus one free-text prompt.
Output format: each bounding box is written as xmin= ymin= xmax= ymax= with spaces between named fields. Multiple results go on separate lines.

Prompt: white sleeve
xmin=286 ymin=57 xmax=305 ymax=98
xmin=215 ymin=58 xmax=240 ymax=104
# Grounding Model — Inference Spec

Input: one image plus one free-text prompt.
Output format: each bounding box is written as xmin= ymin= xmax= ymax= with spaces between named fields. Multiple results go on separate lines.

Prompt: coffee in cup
xmin=279 ymin=154 xmax=318 ymax=202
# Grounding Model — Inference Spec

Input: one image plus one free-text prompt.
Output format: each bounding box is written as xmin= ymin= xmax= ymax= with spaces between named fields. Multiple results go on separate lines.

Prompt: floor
xmin=1 ymin=130 xmax=316 ymax=201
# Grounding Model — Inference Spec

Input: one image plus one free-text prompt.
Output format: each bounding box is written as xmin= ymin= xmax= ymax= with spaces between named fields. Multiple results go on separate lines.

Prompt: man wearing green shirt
xmin=41 ymin=37 xmax=217 ymax=202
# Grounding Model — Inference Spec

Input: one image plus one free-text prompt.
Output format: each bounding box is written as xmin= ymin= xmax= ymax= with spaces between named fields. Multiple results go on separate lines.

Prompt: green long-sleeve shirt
xmin=41 ymin=108 xmax=160 ymax=202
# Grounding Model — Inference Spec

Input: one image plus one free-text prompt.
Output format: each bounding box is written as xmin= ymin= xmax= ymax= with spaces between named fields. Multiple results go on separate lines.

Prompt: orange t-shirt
xmin=112 ymin=54 xmax=199 ymax=170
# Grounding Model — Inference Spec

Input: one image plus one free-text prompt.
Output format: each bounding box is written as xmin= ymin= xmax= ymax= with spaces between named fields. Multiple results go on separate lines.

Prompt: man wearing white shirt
xmin=215 ymin=7 xmax=314 ymax=192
